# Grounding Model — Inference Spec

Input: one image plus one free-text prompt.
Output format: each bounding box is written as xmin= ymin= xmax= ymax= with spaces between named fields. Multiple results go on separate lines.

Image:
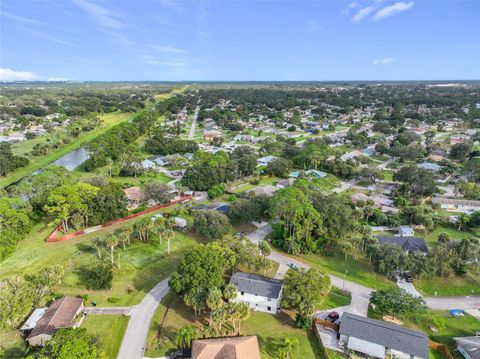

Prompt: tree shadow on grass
xmin=2 ymin=346 xmax=26 ymax=359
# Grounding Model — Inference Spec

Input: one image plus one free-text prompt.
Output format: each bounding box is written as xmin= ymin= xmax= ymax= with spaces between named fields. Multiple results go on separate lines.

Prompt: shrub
xmin=107 ymin=297 xmax=120 ymax=304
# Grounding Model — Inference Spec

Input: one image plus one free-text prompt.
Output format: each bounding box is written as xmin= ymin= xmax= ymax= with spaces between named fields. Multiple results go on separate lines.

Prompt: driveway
xmin=397 ymin=279 xmax=422 ymax=298
xmin=83 ymin=306 xmax=134 ymax=315
xmin=117 ymin=278 xmax=170 ymax=359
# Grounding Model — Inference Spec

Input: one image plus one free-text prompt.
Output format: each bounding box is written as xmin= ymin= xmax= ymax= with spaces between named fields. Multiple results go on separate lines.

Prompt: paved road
xmin=188 ymin=104 xmax=200 ymax=140
xmin=117 ymin=278 xmax=170 ymax=359
xmin=247 ymin=224 xmax=480 ymax=311
xmin=84 ymin=306 xmax=134 ymax=315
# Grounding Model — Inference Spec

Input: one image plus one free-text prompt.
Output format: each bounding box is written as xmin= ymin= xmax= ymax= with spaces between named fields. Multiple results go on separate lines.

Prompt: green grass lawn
xmin=0 ymin=218 xmax=198 ymax=307
xmin=414 ymin=272 xmax=480 ymax=296
xmin=317 ymin=288 xmax=351 ymax=311
xmin=145 ymin=294 xmax=326 ymax=359
xmin=1 ymin=112 xmax=134 ymax=188
xmin=287 ymin=251 xmax=393 ymax=290
xmin=82 ymin=315 xmax=129 ymax=359
xmin=416 ymin=225 xmax=478 ymax=247
xmin=381 ymin=170 xmax=394 ymax=181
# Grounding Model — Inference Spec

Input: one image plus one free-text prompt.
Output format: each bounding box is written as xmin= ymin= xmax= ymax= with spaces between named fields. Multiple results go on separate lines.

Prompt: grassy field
xmin=82 ymin=315 xmax=129 ymax=359
xmin=145 ymin=295 xmax=326 ymax=359
xmin=0 ymin=215 xmax=198 ymax=307
xmin=414 ymin=272 xmax=480 ymax=296
xmin=317 ymin=288 xmax=351 ymax=311
xmin=1 ymin=112 xmax=134 ymax=188
xmin=288 ymin=251 xmax=393 ymax=290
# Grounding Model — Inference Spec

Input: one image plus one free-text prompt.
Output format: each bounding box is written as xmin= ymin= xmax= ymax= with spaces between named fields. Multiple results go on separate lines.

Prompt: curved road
xmin=117 ymin=223 xmax=479 ymax=359
xmin=117 ymin=278 xmax=169 ymax=359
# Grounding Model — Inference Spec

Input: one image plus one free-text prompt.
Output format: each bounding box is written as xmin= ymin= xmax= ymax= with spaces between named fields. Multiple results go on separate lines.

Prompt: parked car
xmin=403 ymin=272 xmax=413 ymax=283
xmin=234 ymin=232 xmax=245 ymax=238
xmin=288 ymin=263 xmax=298 ymax=269
xmin=327 ymin=311 xmax=340 ymax=323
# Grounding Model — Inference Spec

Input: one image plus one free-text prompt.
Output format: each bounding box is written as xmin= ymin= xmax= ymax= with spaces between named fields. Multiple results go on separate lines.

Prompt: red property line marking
xmin=46 ymin=195 xmax=192 ymax=242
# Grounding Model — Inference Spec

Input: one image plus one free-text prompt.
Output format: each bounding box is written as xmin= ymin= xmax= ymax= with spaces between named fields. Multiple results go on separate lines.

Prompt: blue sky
xmin=1 ymin=0 xmax=479 ymax=81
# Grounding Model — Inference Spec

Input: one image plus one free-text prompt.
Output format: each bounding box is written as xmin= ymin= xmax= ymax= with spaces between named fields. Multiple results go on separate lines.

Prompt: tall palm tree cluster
xmin=89 ymin=215 xmax=176 ymax=266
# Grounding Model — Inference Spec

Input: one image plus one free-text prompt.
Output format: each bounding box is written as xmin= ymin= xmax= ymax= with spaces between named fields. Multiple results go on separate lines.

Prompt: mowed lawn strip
xmin=82 ymin=314 xmax=129 ymax=359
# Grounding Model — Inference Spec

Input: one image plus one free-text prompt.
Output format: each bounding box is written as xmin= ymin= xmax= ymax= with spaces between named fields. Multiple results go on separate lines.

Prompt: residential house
xmin=454 ymin=336 xmax=480 ymax=359
xmin=276 ymin=178 xmax=295 ymax=189
xmin=339 ymin=312 xmax=429 ymax=359
xmin=417 ymin=162 xmax=441 ymax=172
xmin=229 ymin=272 xmax=283 ymax=314
xmin=20 ymin=308 xmax=48 ymax=336
xmin=174 ymin=217 xmax=188 ymax=229
xmin=191 ymin=335 xmax=261 ymax=359
xmin=257 ymin=155 xmax=277 ymax=167
xmin=123 ymin=186 xmax=145 ymax=206
xmin=26 ymin=296 xmax=84 ymax=346
xmin=397 ymin=226 xmax=414 ymax=237
xmin=432 ymin=196 xmax=480 ymax=214
xmin=377 ymin=236 xmax=428 ymax=255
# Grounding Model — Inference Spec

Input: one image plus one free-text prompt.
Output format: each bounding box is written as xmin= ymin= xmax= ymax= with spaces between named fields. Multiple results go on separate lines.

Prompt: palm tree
xmin=134 ymin=218 xmax=152 ymax=242
xmin=223 ymin=284 xmax=237 ymax=302
xmin=278 ymin=337 xmax=299 ymax=359
xmin=164 ymin=217 xmax=176 ymax=256
xmin=105 ymin=234 xmax=119 ymax=264
xmin=175 ymin=325 xmax=197 ymax=350
xmin=91 ymin=237 xmax=103 ymax=259
xmin=236 ymin=302 xmax=251 ymax=335
xmin=206 ymin=288 xmax=223 ymax=327
xmin=184 ymin=288 xmax=205 ymax=317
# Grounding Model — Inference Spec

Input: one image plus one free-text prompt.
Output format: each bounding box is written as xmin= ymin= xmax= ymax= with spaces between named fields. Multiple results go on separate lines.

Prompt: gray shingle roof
xmin=339 ymin=312 xmax=429 ymax=358
xmin=377 ymin=236 xmax=429 ymax=254
xmin=453 ymin=336 xmax=480 ymax=359
xmin=229 ymin=272 xmax=283 ymax=299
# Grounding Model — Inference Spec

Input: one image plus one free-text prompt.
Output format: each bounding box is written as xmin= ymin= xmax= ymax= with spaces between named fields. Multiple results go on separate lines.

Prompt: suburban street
xmin=117 ymin=278 xmax=170 ymax=359
xmin=115 ymin=223 xmax=480 ymax=359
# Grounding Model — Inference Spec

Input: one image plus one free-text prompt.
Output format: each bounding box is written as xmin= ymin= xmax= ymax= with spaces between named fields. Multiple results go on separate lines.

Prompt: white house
xmin=257 ymin=155 xmax=277 ymax=167
xmin=339 ymin=312 xmax=429 ymax=359
xmin=397 ymin=226 xmax=414 ymax=237
xmin=432 ymin=196 xmax=480 ymax=214
xmin=229 ymin=272 xmax=283 ymax=314
xmin=174 ymin=217 xmax=187 ymax=229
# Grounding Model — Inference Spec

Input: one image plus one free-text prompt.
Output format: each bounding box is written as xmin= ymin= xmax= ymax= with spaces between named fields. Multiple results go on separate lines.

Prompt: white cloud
xmin=153 ymin=45 xmax=186 ymax=54
xmin=0 ymin=68 xmax=39 ymax=81
xmin=341 ymin=2 xmax=359 ymax=15
xmin=1 ymin=11 xmax=47 ymax=26
xmin=73 ymin=0 xmax=122 ymax=29
xmin=352 ymin=6 xmax=376 ymax=22
xmin=374 ymin=2 xmax=415 ymax=21
xmin=308 ymin=20 xmax=323 ymax=31
xmin=15 ymin=25 xmax=80 ymax=47
xmin=373 ymin=57 xmax=395 ymax=65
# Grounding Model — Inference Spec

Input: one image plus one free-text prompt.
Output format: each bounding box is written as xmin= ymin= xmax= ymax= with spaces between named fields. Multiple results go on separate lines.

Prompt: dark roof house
xmin=377 ymin=236 xmax=428 ymax=254
xmin=454 ymin=336 xmax=480 ymax=359
xmin=27 ymin=296 xmax=84 ymax=346
xmin=229 ymin=272 xmax=282 ymax=299
xmin=339 ymin=312 xmax=429 ymax=358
